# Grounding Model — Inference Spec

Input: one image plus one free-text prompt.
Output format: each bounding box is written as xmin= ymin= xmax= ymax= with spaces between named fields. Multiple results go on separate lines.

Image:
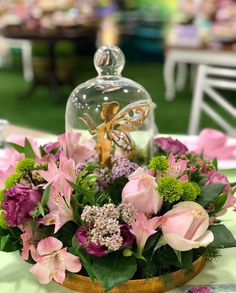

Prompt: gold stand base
xmin=62 ymin=256 xmax=205 ymax=293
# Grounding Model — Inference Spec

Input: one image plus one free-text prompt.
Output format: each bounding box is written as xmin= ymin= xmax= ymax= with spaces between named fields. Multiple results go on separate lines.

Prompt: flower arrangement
xmin=0 ymin=133 xmax=236 ymax=293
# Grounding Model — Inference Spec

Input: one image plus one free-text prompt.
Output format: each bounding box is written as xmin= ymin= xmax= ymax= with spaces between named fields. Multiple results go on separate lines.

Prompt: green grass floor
xmin=0 ymin=55 xmax=232 ymax=135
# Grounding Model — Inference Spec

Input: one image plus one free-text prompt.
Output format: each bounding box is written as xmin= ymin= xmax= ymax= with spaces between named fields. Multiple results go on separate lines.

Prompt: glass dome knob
xmin=94 ymin=45 xmax=125 ymax=76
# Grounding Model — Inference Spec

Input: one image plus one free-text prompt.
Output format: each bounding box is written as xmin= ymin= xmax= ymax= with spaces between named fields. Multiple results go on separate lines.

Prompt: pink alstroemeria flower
xmin=30 ymin=237 xmax=81 ymax=284
xmin=39 ymin=153 xmax=76 ymax=186
xmin=166 ymin=154 xmax=188 ymax=180
xmin=0 ymin=147 xmax=23 ymax=188
xmin=21 ymin=223 xmax=39 ymax=260
xmin=58 ymin=131 xmax=96 ymax=165
xmin=38 ymin=154 xmax=76 ymax=232
xmin=131 ymin=212 xmax=160 ymax=254
xmin=40 ymin=180 xmax=73 ymax=232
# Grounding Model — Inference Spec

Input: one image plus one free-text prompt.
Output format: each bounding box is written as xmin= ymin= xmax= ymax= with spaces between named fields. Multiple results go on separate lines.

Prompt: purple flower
xmin=75 ymin=227 xmax=107 ymax=257
xmin=43 ymin=141 xmax=61 ymax=159
xmin=205 ymin=170 xmax=231 ymax=192
xmin=153 ymin=137 xmax=188 ymax=155
xmin=2 ymin=184 xmax=42 ymax=226
xmin=43 ymin=141 xmax=60 ymax=153
xmin=120 ymin=224 xmax=135 ymax=247
xmin=188 ymin=286 xmax=214 ymax=293
xmin=112 ymin=159 xmax=139 ymax=180
xmin=94 ymin=167 xmax=112 ymax=189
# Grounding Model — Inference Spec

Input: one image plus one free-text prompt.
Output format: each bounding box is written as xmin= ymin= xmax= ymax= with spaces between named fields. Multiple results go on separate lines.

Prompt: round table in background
xmin=1 ymin=25 xmax=98 ymax=101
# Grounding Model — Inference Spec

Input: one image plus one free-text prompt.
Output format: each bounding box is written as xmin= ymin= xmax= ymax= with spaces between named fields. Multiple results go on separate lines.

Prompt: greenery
xmin=1 ymin=53 xmax=235 ymax=134
xmin=0 ymin=135 xmax=235 ymax=292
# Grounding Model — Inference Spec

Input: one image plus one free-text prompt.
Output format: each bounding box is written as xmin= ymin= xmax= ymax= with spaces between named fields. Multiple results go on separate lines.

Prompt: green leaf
xmin=0 ymin=227 xmax=22 ymax=252
xmin=173 ymin=250 xmax=181 ymax=265
xmin=67 ymin=180 xmax=96 ymax=206
xmin=152 ymin=235 xmax=167 ymax=256
xmin=0 ymin=234 xmax=10 ymax=250
xmin=181 ymin=250 xmax=193 ymax=270
xmin=67 ymin=180 xmax=95 ymax=197
xmin=29 ymin=220 xmax=36 ymax=235
xmin=70 ymin=194 xmax=82 ymax=225
xmin=153 ymin=245 xmax=181 ymax=269
xmin=84 ymin=164 xmax=98 ymax=171
xmin=71 ymin=236 xmax=95 ymax=281
xmin=24 ymin=138 xmax=36 ymax=159
xmin=209 ymin=225 xmax=236 ymax=249
xmin=198 ymin=175 xmax=207 ymax=185
xmin=41 ymin=184 xmax=51 ymax=208
xmin=232 ymin=185 xmax=236 ymax=194
xmin=211 ymin=158 xmax=218 ymax=170
xmin=38 ymin=203 xmax=45 ymax=216
xmin=92 ymin=253 xmax=137 ymax=293
xmin=143 ymin=232 xmax=160 ymax=253
xmin=197 ymin=184 xmax=225 ymax=207
xmin=39 ymin=145 xmax=46 ymax=157
xmin=50 ymin=147 xmax=59 ymax=155
xmin=209 ymin=193 xmax=227 ymax=216
xmin=8 ymin=142 xmax=24 ymax=153
xmin=133 ymin=249 xmax=146 ymax=261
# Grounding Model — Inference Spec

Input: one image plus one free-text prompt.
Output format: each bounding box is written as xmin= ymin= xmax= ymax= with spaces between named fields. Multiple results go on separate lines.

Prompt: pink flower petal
xmin=53 ymin=266 xmax=66 ymax=284
xmin=30 ymin=262 xmax=52 ymax=284
xmin=131 ymin=213 xmax=160 ymax=251
xmin=122 ymin=168 xmax=163 ymax=215
xmin=63 ymin=250 xmax=82 ymax=273
xmin=164 ymin=230 xmax=214 ymax=251
xmin=37 ymin=237 xmax=63 ymax=255
xmin=196 ymin=230 xmax=214 ymax=246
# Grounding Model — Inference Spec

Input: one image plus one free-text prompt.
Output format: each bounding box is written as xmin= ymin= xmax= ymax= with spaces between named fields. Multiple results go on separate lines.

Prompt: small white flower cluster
xmin=81 ymin=203 xmax=136 ymax=251
xmin=119 ymin=203 xmax=137 ymax=225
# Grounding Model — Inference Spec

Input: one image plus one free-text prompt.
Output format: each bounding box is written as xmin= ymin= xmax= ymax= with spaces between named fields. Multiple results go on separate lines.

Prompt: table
xmin=1 ymin=25 xmax=97 ymax=101
xmin=2 ymin=124 xmax=54 ymax=139
xmin=164 ymin=45 xmax=236 ymax=101
xmin=0 ymin=126 xmax=236 ymax=293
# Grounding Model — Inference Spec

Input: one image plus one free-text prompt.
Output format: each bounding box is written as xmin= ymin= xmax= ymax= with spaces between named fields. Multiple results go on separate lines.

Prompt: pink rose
xmin=205 ymin=170 xmax=236 ymax=211
xmin=154 ymin=137 xmax=188 ymax=155
xmin=160 ymin=202 xmax=214 ymax=251
xmin=122 ymin=168 xmax=163 ymax=215
xmin=205 ymin=170 xmax=231 ymax=192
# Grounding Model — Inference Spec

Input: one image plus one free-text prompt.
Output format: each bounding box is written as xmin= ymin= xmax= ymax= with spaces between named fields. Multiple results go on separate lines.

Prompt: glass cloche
xmin=65 ymin=45 xmax=157 ymax=166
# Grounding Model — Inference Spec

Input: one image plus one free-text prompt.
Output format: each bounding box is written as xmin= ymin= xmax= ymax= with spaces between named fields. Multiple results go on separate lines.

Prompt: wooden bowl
xmin=62 ymin=256 xmax=205 ymax=293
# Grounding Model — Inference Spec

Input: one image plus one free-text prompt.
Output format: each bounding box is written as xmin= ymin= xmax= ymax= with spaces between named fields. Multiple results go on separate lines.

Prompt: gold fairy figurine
xmin=79 ymin=100 xmax=152 ymax=167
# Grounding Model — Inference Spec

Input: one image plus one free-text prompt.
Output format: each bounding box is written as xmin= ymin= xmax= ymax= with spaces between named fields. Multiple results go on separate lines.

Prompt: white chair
xmin=0 ymin=37 xmax=11 ymax=67
xmin=188 ymin=65 xmax=236 ymax=137
xmin=0 ymin=37 xmax=33 ymax=81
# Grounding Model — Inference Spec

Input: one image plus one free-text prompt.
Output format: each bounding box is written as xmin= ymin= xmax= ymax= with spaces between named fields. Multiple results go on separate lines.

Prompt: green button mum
xmin=5 ymin=171 xmax=24 ymax=189
xmin=157 ymin=176 xmax=184 ymax=203
xmin=0 ymin=189 xmax=5 ymax=202
xmin=149 ymin=156 xmax=169 ymax=172
xmin=16 ymin=158 xmax=35 ymax=172
xmin=0 ymin=210 xmax=7 ymax=229
xmin=182 ymin=181 xmax=201 ymax=201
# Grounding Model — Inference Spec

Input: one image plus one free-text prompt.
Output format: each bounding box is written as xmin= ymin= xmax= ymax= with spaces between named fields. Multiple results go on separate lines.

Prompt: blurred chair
xmin=188 ymin=65 xmax=236 ymax=137
xmin=0 ymin=37 xmax=11 ymax=67
xmin=0 ymin=37 xmax=33 ymax=81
